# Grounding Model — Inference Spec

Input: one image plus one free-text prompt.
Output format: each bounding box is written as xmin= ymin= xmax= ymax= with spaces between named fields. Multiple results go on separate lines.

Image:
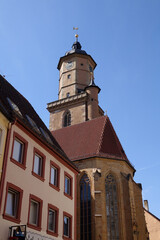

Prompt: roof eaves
xmin=15 ymin=117 xmax=79 ymax=172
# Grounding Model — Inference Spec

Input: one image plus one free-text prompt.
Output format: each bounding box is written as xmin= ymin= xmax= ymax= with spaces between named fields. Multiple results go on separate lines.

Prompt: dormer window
xmin=40 ymin=127 xmax=53 ymax=145
xmin=63 ymin=110 xmax=71 ymax=127
xmin=7 ymin=98 xmax=22 ymax=116
xmin=26 ymin=115 xmax=40 ymax=134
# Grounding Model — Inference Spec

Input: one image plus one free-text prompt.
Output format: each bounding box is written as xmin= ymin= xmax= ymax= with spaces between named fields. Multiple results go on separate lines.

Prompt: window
xmin=80 ymin=174 xmax=92 ymax=240
xmin=105 ymin=174 xmax=119 ymax=240
xmin=7 ymin=98 xmax=22 ymax=116
xmin=63 ymin=110 xmax=71 ymax=127
xmin=89 ymin=64 xmax=93 ymax=72
xmin=40 ymin=127 xmax=53 ymax=145
xmin=63 ymin=212 xmax=72 ymax=240
xmin=3 ymin=182 xmax=23 ymax=223
xmin=47 ymin=204 xmax=59 ymax=237
xmin=28 ymin=194 xmax=42 ymax=231
xmin=11 ymin=132 xmax=28 ymax=169
xmin=49 ymin=161 xmax=60 ymax=191
xmin=77 ymin=88 xmax=84 ymax=94
xmin=64 ymin=172 xmax=73 ymax=199
xmin=66 ymin=92 xmax=70 ymax=98
xmin=67 ymin=74 xmax=71 ymax=79
xmin=32 ymin=148 xmax=46 ymax=181
xmin=34 ymin=154 xmax=42 ymax=175
xmin=13 ymin=139 xmax=23 ymax=163
xmin=26 ymin=115 xmax=41 ymax=134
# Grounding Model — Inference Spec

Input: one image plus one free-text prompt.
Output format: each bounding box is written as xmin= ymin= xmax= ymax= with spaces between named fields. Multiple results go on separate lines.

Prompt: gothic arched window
xmin=63 ymin=110 xmax=71 ymax=127
xmin=80 ymin=174 xmax=92 ymax=240
xmin=105 ymin=174 xmax=119 ymax=240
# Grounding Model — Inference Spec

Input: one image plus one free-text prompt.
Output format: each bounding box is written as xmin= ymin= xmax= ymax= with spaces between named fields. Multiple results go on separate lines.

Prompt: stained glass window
xmin=80 ymin=174 xmax=92 ymax=240
xmin=105 ymin=174 xmax=119 ymax=240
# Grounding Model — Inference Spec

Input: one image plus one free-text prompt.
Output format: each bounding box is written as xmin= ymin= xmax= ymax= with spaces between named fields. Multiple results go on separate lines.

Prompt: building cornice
xmin=47 ymin=92 xmax=88 ymax=112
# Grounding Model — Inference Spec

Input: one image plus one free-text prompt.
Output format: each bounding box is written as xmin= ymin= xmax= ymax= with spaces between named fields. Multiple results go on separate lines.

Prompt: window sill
xmin=32 ymin=171 xmax=44 ymax=182
xmin=3 ymin=214 xmax=20 ymax=224
xmin=63 ymin=235 xmax=72 ymax=240
xmin=47 ymin=230 xmax=58 ymax=237
xmin=64 ymin=192 xmax=73 ymax=200
xmin=27 ymin=223 xmax=41 ymax=231
xmin=10 ymin=158 xmax=26 ymax=170
xmin=49 ymin=183 xmax=60 ymax=192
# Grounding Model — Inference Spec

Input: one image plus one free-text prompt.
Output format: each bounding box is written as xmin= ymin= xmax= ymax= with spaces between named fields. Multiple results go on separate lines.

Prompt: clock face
xmin=66 ymin=61 xmax=73 ymax=70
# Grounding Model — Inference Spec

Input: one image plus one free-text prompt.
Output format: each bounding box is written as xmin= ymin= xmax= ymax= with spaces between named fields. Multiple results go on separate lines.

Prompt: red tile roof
xmin=52 ymin=116 xmax=134 ymax=168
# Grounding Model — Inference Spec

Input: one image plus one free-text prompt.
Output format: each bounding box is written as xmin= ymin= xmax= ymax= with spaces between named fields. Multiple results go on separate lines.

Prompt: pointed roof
xmin=52 ymin=116 xmax=134 ymax=170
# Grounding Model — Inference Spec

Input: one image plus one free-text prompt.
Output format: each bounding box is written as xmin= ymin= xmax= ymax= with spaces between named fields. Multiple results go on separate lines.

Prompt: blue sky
xmin=0 ymin=0 xmax=160 ymax=218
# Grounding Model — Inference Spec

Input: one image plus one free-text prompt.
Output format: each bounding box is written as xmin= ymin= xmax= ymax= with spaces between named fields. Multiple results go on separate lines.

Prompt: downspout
xmin=0 ymin=122 xmax=13 ymax=212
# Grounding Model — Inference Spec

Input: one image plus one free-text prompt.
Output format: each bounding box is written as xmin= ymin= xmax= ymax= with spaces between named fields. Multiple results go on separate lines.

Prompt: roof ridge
xmin=96 ymin=116 xmax=108 ymax=154
xmin=107 ymin=117 xmax=128 ymax=160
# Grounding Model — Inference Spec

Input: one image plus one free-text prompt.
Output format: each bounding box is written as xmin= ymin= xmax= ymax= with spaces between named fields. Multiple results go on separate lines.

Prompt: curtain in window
xmin=105 ymin=174 xmax=119 ymax=240
xmin=80 ymin=174 xmax=92 ymax=240
xmin=29 ymin=200 xmax=39 ymax=225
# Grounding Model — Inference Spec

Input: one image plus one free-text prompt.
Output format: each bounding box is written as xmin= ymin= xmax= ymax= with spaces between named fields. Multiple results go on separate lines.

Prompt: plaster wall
xmin=144 ymin=210 xmax=160 ymax=240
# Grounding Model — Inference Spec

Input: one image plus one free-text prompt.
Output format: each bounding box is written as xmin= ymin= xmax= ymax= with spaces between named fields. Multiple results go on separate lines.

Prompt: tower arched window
xmin=80 ymin=174 xmax=92 ymax=240
xmin=63 ymin=110 xmax=71 ymax=127
xmin=105 ymin=174 xmax=119 ymax=240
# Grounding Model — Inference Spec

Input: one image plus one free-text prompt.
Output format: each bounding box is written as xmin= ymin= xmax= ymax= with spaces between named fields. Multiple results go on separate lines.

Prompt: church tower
xmin=48 ymin=36 xmax=148 ymax=240
xmin=47 ymin=35 xmax=103 ymax=131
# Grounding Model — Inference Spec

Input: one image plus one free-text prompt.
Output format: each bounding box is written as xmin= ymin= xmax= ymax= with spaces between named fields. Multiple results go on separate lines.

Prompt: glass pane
xmin=65 ymin=177 xmax=70 ymax=195
xmin=29 ymin=200 xmax=39 ymax=225
xmin=64 ymin=216 xmax=69 ymax=236
xmin=13 ymin=139 xmax=23 ymax=163
xmin=51 ymin=167 xmax=57 ymax=186
xmin=6 ymin=190 xmax=18 ymax=217
xmin=34 ymin=154 xmax=42 ymax=175
xmin=48 ymin=209 xmax=55 ymax=232
xmin=80 ymin=174 xmax=92 ymax=240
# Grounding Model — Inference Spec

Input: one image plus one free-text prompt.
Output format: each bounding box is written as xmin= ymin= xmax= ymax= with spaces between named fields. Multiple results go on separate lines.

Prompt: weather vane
xmin=73 ymin=27 xmax=79 ymax=42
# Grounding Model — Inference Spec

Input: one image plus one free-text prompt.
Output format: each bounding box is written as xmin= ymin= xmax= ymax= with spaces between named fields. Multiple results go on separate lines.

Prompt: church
xmin=47 ymin=35 xmax=149 ymax=240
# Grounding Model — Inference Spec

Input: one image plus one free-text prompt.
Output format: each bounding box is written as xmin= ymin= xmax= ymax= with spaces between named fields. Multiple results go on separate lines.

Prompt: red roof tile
xmin=52 ymin=116 xmax=134 ymax=168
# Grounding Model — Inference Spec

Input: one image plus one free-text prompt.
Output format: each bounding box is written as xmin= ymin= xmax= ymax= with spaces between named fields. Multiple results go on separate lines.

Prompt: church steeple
xmin=47 ymin=38 xmax=103 ymax=131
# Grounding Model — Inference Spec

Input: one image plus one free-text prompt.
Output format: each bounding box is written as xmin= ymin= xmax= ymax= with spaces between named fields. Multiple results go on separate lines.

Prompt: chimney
xmin=144 ymin=200 xmax=149 ymax=211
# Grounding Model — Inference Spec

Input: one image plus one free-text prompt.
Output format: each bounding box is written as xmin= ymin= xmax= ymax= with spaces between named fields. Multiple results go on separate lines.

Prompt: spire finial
xmin=73 ymin=27 xmax=79 ymax=42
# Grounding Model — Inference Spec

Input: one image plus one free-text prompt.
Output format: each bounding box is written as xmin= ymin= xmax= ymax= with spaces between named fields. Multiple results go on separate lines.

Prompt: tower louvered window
xmin=80 ymin=174 xmax=92 ymax=240
xmin=63 ymin=111 xmax=71 ymax=127
xmin=105 ymin=174 xmax=119 ymax=240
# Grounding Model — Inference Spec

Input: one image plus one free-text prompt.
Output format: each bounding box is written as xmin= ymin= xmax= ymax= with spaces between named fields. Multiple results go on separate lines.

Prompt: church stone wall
xmin=133 ymin=182 xmax=147 ymax=239
xmin=75 ymin=157 xmax=139 ymax=240
xmin=49 ymin=102 xmax=86 ymax=131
